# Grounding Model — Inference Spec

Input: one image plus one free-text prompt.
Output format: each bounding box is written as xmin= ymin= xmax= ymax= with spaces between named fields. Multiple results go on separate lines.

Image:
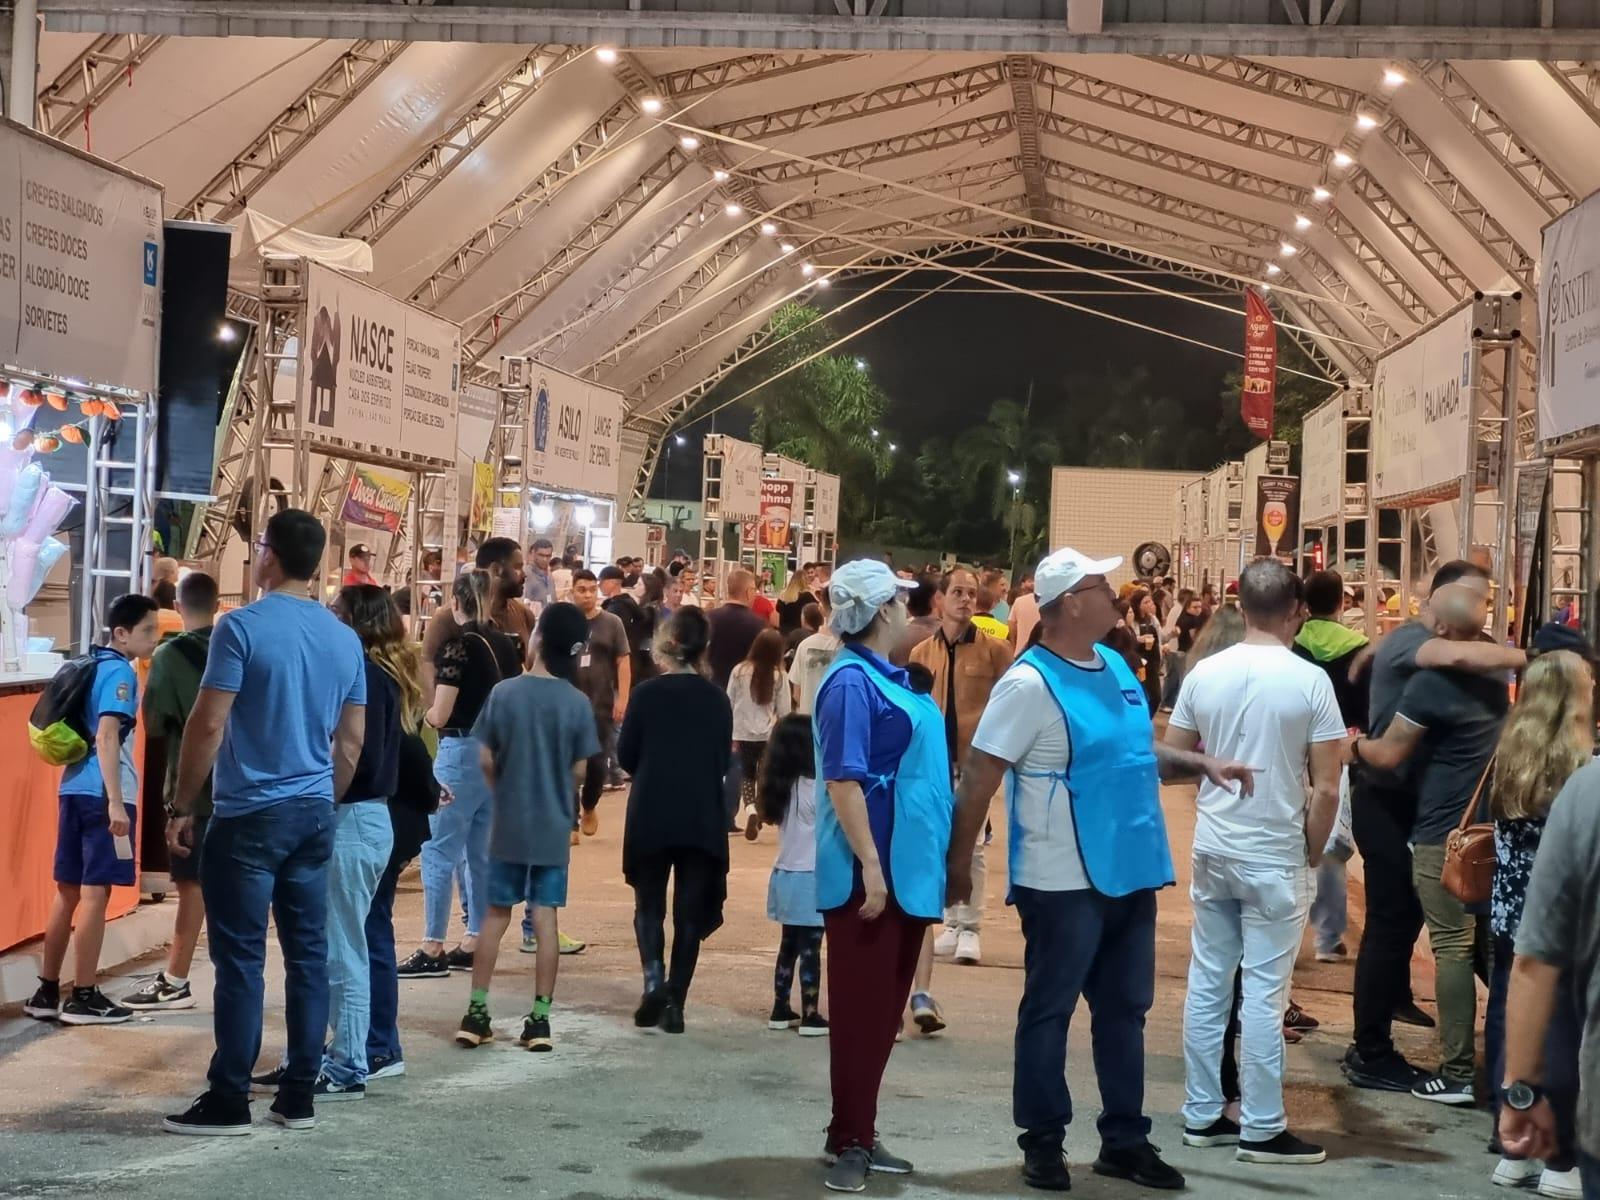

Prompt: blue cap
xmin=828 ymin=559 xmax=916 ymax=635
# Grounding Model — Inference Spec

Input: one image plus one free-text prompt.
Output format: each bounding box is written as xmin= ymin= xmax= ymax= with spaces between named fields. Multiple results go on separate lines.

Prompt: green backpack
xmin=28 ymin=655 xmax=99 ymax=766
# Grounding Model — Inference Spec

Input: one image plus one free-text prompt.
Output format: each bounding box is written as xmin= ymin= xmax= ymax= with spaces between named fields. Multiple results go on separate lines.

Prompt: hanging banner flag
xmin=1241 ymin=288 xmax=1276 ymax=440
xmin=1253 ymin=475 xmax=1300 ymax=562
xmin=759 ymin=478 xmax=796 ymax=550
xmin=469 ymin=461 xmax=494 ymax=533
xmin=340 ymin=465 xmax=413 ymax=533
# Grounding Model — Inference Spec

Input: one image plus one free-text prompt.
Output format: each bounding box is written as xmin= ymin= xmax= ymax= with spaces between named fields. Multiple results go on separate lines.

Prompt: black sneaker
xmin=799 ymin=1012 xmax=830 ymax=1038
xmin=396 ymin=949 xmax=450 ymax=979
xmin=824 ymin=1146 xmax=871 ymax=1193
xmin=22 ymin=978 xmax=60 ymax=1020
xmin=59 ymin=987 xmax=133 ymax=1025
xmin=1021 ymin=1139 xmax=1071 ymax=1192
xmin=367 ymin=1055 xmax=405 ymax=1081
xmin=267 ymin=1090 xmax=315 ymax=1131
xmin=768 ymin=1001 xmax=801 ymax=1030
xmin=519 ymin=1015 xmax=553 ymax=1052
xmin=830 ymin=1140 xmax=911 ymax=1175
xmin=1092 ymin=1140 xmax=1185 ymax=1190
xmin=1236 ymin=1130 xmax=1327 ymax=1164
xmin=444 ymin=946 xmax=474 ymax=972
xmin=1393 ymin=1000 xmax=1437 ymax=1029
xmin=1411 ymin=1073 xmax=1475 ymax=1106
xmin=163 ymin=1091 xmax=252 ymax=1136
xmin=635 ymin=988 xmax=669 ymax=1029
xmin=661 ymin=1003 xmax=685 ymax=1035
xmin=1342 ymin=1047 xmax=1430 ymax=1093
xmin=1183 ymin=1115 xmax=1241 ymax=1147
xmin=455 ymin=1008 xmax=494 ymax=1047
xmin=249 ymin=1064 xmax=287 ymax=1096
xmin=312 ymin=1075 xmax=364 ymax=1102
xmin=122 ymin=973 xmax=196 ymax=1011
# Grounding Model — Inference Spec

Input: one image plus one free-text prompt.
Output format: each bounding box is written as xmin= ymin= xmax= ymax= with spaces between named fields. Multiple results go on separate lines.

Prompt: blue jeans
xmin=366 ymin=858 xmax=404 ymax=1065
xmin=1487 ymin=932 xmax=1581 ymax=1170
xmin=1580 ymin=1152 xmax=1600 ymax=1199
xmin=422 ymin=736 xmax=491 ymax=942
xmin=1310 ymin=858 xmax=1347 ymax=954
xmin=322 ymin=803 xmax=393 ymax=1087
xmin=201 ymin=796 xmax=336 ymax=1099
xmin=1012 ymin=886 xmax=1156 ymax=1150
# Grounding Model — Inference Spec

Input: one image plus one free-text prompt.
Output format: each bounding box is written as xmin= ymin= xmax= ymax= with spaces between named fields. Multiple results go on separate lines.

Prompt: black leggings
xmin=632 ymin=848 xmax=723 ymax=1004
xmin=735 ymin=740 xmax=766 ymax=812
xmin=774 ymin=925 xmax=823 ymax=1015
xmin=579 ymin=713 xmax=613 ymax=815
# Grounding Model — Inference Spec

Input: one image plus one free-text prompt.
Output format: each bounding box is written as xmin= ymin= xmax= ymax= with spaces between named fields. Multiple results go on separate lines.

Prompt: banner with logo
xmin=759 ymin=478 xmax=795 ymax=550
xmin=1539 ymin=191 xmax=1600 ymax=448
xmin=813 ymin=471 xmax=841 ymax=534
xmin=0 ymin=121 xmax=163 ymax=394
xmin=1299 ymin=396 xmax=1343 ymax=525
xmin=524 ymin=364 xmax=624 ymax=497
xmin=1513 ymin=460 xmax=1550 ymax=629
xmin=1205 ymin=464 xmax=1234 ymax=537
xmin=457 ymin=383 xmax=498 ymax=463
xmin=469 ymin=460 xmax=494 ymax=532
xmin=300 ymin=261 xmax=460 ymax=461
xmin=720 ymin=436 xmax=763 ymax=522
xmin=1253 ymin=476 xmax=1299 ymax=561
xmin=1372 ymin=304 xmax=1473 ymax=503
xmin=340 ymin=465 xmax=413 ymax=533
xmin=1241 ymin=288 xmax=1276 ymax=439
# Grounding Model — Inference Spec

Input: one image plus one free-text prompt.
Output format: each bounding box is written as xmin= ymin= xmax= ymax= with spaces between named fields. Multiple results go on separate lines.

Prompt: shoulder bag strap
xmin=1457 ymin=755 xmax=1496 ymax=831
xmin=465 ymin=631 xmax=504 ymax=682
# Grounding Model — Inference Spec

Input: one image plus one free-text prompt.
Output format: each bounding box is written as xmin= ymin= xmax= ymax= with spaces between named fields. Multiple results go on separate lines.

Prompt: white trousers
xmin=1181 ymin=851 xmax=1312 ymax=1142
xmin=943 ymin=785 xmax=1003 ymax=932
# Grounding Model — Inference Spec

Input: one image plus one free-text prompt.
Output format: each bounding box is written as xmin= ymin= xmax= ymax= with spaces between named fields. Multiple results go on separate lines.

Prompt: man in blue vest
xmin=948 ymin=547 xmax=1255 ymax=1193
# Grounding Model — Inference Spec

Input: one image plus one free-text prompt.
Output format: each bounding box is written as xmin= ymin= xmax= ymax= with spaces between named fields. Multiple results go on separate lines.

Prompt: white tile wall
xmin=1050 ymin=467 xmax=1204 ymax=588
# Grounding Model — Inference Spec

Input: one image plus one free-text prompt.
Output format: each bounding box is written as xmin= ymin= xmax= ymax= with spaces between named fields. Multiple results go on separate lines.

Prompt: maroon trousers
xmin=823 ymin=895 xmax=928 ymax=1151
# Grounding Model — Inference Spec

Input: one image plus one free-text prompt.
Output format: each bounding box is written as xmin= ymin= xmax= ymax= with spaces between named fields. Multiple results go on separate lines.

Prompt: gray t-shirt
xmin=1393 ymin=666 xmax=1508 ymax=844
xmin=472 ymin=674 xmax=601 ymax=867
xmin=1516 ymin=758 xmax=1600 ymax=1159
xmin=577 ymin=609 xmax=629 ymax=715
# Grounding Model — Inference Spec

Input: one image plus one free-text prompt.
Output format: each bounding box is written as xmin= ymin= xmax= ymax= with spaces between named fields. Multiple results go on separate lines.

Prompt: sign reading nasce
xmin=524 ymin=365 xmax=623 ymax=498
xmin=1539 ymin=190 xmax=1600 ymax=448
xmin=0 ymin=120 xmax=163 ymax=394
xmin=1372 ymin=305 xmax=1473 ymax=503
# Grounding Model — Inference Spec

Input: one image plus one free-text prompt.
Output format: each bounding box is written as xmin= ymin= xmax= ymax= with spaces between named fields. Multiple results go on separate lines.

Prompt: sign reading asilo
xmin=523 ymin=363 xmax=623 ymax=497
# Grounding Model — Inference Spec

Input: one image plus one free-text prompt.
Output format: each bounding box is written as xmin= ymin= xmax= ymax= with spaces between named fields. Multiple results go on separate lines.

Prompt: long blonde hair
xmin=1190 ymin=604 xmax=1245 ymax=663
xmin=1491 ymin=650 xmax=1594 ymax=821
xmin=336 ymin=585 xmax=427 ymax=733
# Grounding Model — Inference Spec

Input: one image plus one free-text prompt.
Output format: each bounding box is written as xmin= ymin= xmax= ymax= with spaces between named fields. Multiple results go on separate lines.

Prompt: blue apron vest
xmin=812 ymin=648 xmax=954 ymax=920
xmin=1009 ymin=644 xmax=1174 ymax=898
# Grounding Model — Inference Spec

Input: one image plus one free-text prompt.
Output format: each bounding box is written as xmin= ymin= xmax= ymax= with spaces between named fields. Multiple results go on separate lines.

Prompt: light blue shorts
xmin=488 ymin=860 xmax=568 ymax=909
xmin=767 ymin=868 xmax=823 ymax=928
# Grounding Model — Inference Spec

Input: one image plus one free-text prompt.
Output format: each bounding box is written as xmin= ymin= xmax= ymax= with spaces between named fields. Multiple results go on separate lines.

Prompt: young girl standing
xmin=756 ymin=713 xmax=828 ymax=1036
xmin=729 ymin=628 xmax=792 ymax=834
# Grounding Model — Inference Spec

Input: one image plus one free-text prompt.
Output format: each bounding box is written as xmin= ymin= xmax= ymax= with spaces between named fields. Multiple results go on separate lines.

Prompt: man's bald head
xmin=726 ymin=568 xmax=755 ymax=603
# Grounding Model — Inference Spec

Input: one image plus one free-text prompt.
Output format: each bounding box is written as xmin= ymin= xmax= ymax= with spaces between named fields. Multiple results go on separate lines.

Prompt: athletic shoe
xmin=661 ymin=1003 xmax=685 ymax=1035
xmin=396 ymin=949 xmax=450 ymax=979
xmin=22 ymin=978 xmax=60 ymax=1021
xmin=1284 ymin=1001 xmax=1319 ymax=1031
xmin=1315 ymin=942 xmax=1349 ymax=963
xmin=824 ymin=1139 xmax=913 ymax=1175
xmin=444 ymin=946 xmax=474 ymax=972
xmin=1491 ymin=1156 xmax=1544 ymax=1188
xmin=954 ymin=930 xmax=982 ymax=965
xmin=824 ymin=1146 xmax=871 ymax=1193
xmin=367 ymin=1056 xmax=405 ymax=1081
xmin=455 ymin=1009 xmax=494 ymax=1047
xmin=744 ymin=808 xmax=762 ymax=841
xmin=1283 ymin=1025 xmax=1304 ymax=1045
xmin=1412 ymin=1074 xmax=1475 ymax=1106
xmin=799 ymin=1012 xmax=830 ymax=1038
xmin=59 ymin=988 xmax=133 ymax=1025
xmin=163 ymin=1091 xmax=252 ymax=1137
xmin=910 ymin=991 xmax=945 ymax=1035
xmin=1183 ymin=1115 xmax=1241 ymax=1148
xmin=580 ymin=808 xmax=600 ymax=837
xmin=1021 ymin=1141 xmax=1071 ymax=1192
xmin=249 ymin=1065 xmax=287 ymax=1095
xmin=1394 ymin=1000 xmax=1437 ymax=1028
xmin=558 ymin=932 xmax=587 ymax=955
xmin=312 ymin=1075 xmax=364 ymax=1102
xmin=520 ymin=1014 xmax=554 ymax=1051
xmin=635 ymin=988 xmax=669 ymax=1029
xmin=1236 ymin=1130 xmax=1326 ymax=1165
xmin=1093 ymin=1140 xmax=1185 ymax=1189
xmin=767 ymin=1001 xmax=801 ymax=1030
xmin=122 ymin=973 xmax=196 ymax=1011
xmin=519 ymin=936 xmax=537 ymax=954
xmin=267 ymin=1091 xmax=314 ymax=1131
xmin=932 ymin=926 xmax=960 ymax=957
xmin=1342 ymin=1047 xmax=1430 ymax=1092
xmin=1539 ymin=1166 xmax=1583 ymax=1198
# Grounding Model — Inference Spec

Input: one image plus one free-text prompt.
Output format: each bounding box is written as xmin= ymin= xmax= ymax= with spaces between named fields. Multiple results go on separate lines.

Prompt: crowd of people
xmin=22 ymin=512 xmax=1600 ymax=1198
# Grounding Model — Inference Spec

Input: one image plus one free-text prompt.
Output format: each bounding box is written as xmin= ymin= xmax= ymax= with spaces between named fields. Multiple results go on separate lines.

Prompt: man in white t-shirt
xmin=787 ymin=590 xmax=841 ymax=715
xmin=1165 ymin=559 xmax=1345 ymax=1168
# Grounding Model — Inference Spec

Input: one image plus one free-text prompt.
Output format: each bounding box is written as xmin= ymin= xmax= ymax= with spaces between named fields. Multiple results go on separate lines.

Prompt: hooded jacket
xmin=1293 ymin=618 xmax=1370 ymax=731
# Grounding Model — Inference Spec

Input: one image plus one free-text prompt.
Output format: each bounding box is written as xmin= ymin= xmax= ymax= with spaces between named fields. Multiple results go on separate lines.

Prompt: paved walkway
xmin=0 ymin=784 xmax=1490 ymax=1199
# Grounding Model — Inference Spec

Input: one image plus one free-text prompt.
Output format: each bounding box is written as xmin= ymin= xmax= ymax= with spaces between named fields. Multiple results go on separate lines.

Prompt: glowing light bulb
xmin=596 ymin=47 xmax=618 ymax=65
xmin=679 ymin=135 xmax=700 ymax=150
xmin=1355 ymin=112 xmax=1378 ymax=131
xmin=724 ymin=202 xmax=743 ymax=217
xmin=1332 ymin=150 xmax=1353 ymax=168
xmin=713 ymin=169 xmax=729 ymax=182
xmin=1279 ymin=242 xmax=1298 ymax=257
xmin=800 ymin=262 xmax=815 ymax=277
xmin=640 ymin=96 xmax=663 ymax=114
xmin=1266 ymin=263 xmax=1282 ymax=276
xmin=1294 ymin=214 xmax=1311 ymax=230
xmin=760 ymin=221 xmax=778 ymax=236
xmin=779 ymin=242 xmax=795 ymax=255
xmin=1383 ymin=68 xmax=1406 ymax=87
xmin=1312 ymin=186 xmax=1331 ymax=202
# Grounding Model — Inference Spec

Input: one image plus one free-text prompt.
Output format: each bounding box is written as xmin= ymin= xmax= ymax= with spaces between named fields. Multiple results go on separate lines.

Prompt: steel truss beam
xmin=745 ymin=111 xmax=1014 ymax=185
xmin=1039 ymin=159 xmax=1280 ymax=247
xmin=1341 ymin=163 xmax=1473 ymax=302
xmin=1321 ymin=201 xmax=1438 ymax=325
xmin=34 ymin=32 xmax=166 ymax=140
xmin=656 ymin=52 xmax=851 ymax=99
xmin=1005 ymin=56 xmax=1048 ymax=220
xmin=340 ymin=44 xmax=577 ymax=244
xmin=818 ymin=194 xmax=1030 ymax=248
xmin=177 ymin=39 xmax=407 ymax=222
xmin=1136 ymin=54 xmax=1362 ymax=116
xmin=1207 ymin=246 xmax=1366 ymax=380
xmin=1544 ymin=62 xmax=1600 ymax=123
xmin=812 ymin=156 xmax=1017 ymax=213
xmin=1291 ymin=245 xmax=1403 ymax=349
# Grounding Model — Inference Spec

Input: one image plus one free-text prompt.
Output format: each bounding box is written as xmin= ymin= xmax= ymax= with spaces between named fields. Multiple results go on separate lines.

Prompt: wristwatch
xmin=1505 ymin=1080 xmax=1544 ymax=1111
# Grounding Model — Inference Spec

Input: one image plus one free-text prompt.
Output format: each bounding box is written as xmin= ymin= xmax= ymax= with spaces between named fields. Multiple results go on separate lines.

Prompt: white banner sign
xmin=721 ymin=436 xmax=763 ymax=522
xmin=1300 ymin=397 xmax=1343 ymax=525
xmin=1205 ymin=465 xmax=1231 ymax=537
xmin=525 ymin=364 xmax=623 ymax=498
xmin=1372 ymin=305 xmax=1473 ymax=503
xmin=1182 ymin=479 xmax=1205 ymax=542
xmin=300 ymin=261 xmax=460 ymax=461
xmin=1539 ymin=190 xmax=1600 ymax=447
xmin=457 ymin=382 xmax=497 ymax=463
xmin=814 ymin=471 xmax=841 ymax=534
xmin=0 ymin=121 xmax=162 ymax=394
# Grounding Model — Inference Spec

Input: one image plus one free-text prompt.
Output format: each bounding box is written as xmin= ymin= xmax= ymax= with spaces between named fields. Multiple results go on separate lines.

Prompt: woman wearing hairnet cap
xmin=810 ymin=559 xmax=955 ymax=1193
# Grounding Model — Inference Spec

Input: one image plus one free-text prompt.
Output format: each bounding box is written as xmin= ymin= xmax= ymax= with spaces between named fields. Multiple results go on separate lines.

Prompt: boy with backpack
xmin=122 ymin=572 xmax=220 ymax=1012
xmin=25 ymin=593 xmax=161 ymax=1024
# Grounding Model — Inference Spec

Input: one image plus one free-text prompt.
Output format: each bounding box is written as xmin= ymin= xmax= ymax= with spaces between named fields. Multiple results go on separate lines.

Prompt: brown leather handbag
xmin=1440 ymin=758 xmax=1496 ymax=904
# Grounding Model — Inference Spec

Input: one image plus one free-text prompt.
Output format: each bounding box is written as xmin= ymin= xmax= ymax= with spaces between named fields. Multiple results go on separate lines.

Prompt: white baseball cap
xmin=828 ymin=559 xmax=917 ymax=635
xmin=1034 ymin=547 xmax=1123 ymax=606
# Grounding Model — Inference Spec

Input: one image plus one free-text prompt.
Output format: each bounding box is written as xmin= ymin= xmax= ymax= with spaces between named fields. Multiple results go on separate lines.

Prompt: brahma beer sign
xmin=301 ymin=261 xmax=460 ymax=461
xmin=1241 ymin=288 xmax=1276 ymax=440
xmin=522 ymin=363 xmax=623 ymax=498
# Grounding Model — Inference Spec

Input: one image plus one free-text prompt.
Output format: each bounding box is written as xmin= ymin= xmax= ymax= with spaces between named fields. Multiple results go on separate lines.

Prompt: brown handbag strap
xmin=1456 ymin=755 xmax=1495 ymax=832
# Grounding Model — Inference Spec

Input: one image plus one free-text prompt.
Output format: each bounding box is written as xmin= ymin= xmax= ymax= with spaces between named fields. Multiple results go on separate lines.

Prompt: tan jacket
xmin=909 ymin=623 xmax=1013 ymax=770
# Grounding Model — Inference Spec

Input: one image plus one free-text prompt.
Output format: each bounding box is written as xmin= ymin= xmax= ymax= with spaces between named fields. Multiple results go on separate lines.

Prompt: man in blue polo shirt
xmin=948 ymin=547 xmax=1254 ymax=1194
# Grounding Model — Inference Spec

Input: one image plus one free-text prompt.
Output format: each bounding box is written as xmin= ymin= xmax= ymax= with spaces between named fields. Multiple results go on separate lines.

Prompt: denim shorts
xmin=488 ymin=859 xmax=568 ymax=909
xmin=55 ymin=793 xmax=136 ymax=887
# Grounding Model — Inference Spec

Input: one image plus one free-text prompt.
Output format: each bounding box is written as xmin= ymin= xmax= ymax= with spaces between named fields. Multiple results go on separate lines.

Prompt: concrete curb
xmin=0 ymin=900 xmax=172 ymax=1007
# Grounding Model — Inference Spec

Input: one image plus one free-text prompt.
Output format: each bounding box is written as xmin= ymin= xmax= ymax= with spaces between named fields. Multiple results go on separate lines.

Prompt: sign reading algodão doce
xmin=1299 ymin=396 xmax=1343 ymax=526
xmin=1539 ymin=189 xmax=1600 ymax=449
xmin=1371 ymin=304 xmax=1473 ymax=504
xmin=300 ymin=261 xmax=460 ymax=462
xmin=523 ymin=364 xmax=623 ymax=498
xmin=0 ymin=119 xmax=162 ymax=395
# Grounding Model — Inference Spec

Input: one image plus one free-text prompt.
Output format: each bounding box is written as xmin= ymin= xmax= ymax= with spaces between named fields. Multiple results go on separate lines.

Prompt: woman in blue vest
xmin=812 ymin=559 xmax=954 ymax=1195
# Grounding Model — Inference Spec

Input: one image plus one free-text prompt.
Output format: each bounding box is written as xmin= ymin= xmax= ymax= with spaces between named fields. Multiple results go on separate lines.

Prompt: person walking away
xmin=1165 ymin=561 xmax=1345 ymax=1166
xmin=618 ymin=607 xmax=734 ymax=1034
xmin=401 ymin=572 xmax=519 ymax=980
xmin=1481 ymin=648 xmax=1592 ymax=1197
xmin=908 ymin=566 xmax=1012 ymax=1032
xmin=571 ymin=568 xmax=630 ymax=837
xmin=1008 ymin=573 xmax=1040 ymax=651
xmin=455 ymin=604 xmax=599 ymax=1052
xmin=755 ymin=712 xmax=828 ymax=1036
xmin=890 ymin=575 xmax=941 ymax=667
xmin=708 ymin=568 xmax=770 ymax=827
xmin=121 ymin=573 xmax=219 ymax=1013
xmin=790 ymin=591 xmax=842 ymax=716
xmin=26 ymin=594 xmax=160 ymax=1026
xmin=1158 ymin=590 xmax=1200 ymax=711
xmin=971 ymin=580 xmax=1008 ymax=640
xmin=1350 ymin=560 xmax=1516 ymax=1104
xmin=1341 ymin=560 xmax=1526 ymax=1093
xmin=161 ymin=510 xmax=366 ymax=1135
xmin=811 ymin=560 xmax=947 ymax=1194
xmin=599 ymin=563 xmax=653 ymax=790
xmin=730 ymin=628 xmax=793 ymax=833
xmin=777 ymin=570 xmax=818 ymax=635
xmin=947 ymin=547 xmax=1253 ymax=1193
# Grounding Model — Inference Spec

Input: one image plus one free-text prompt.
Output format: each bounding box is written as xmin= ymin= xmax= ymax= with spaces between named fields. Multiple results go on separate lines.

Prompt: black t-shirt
xmin=347 ymin=661 xmax=400 ymax=803
xmin=435 ymin=622 xmax=519 ymax=730
xmin=1394 ymin=666 xmax=1509 ymax=844
xmin=604 ymin=592 xmax=657 ymax=686
xmin=1367 ymin=619 xmax=1432 ymax=737
xmin=707 ymin=603 xmax=769 ymax=690
xmin=1176 ymin=610 xmax=1205 ymax=653
xmin=776 ymin=593 xmax=817 ymax=633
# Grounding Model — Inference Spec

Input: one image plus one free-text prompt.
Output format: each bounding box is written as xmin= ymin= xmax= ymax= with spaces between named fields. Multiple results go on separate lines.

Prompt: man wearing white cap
xmin=948 ymin=547 xmax=1253 ymax=1194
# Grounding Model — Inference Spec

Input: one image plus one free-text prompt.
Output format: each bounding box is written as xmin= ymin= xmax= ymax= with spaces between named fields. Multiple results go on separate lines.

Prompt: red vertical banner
xmin=1241 ymin=287 xmax=1277 ymax=440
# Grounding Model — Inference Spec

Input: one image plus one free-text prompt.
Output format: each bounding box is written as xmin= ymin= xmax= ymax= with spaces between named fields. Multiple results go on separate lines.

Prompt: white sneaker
xmin=1493 ymin=1157 xmax=1544 ymax=1189
xmin=1538 ymin=1167 xmax=1583 ymax=1199
xmin=932 ymin=926 xmax=959 ymax=956
xmin=954 ymin=930 xmax=981 ymax=965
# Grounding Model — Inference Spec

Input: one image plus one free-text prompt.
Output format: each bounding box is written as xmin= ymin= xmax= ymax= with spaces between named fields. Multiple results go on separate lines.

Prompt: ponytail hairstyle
xmin=758 ymin=713 xmax=813 ymax=826
xmin=535 ymin=602 xmax=590 ymax=685
xmin=334 ymin=584 xmax=425 ymax=732
xmin=655 ymin=605 xmax=711 ymax=675
xmin=453 ymin=569 xmax=491 ymax=625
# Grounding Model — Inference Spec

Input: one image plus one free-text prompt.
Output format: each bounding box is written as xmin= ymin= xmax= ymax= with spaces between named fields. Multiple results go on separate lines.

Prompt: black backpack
xmin=28 ymin=654 xmax=100 ymax=765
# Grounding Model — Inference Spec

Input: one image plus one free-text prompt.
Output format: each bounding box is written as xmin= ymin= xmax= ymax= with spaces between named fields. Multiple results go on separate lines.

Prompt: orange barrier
xmin=1 ymin=686 xmax=140 ymax=952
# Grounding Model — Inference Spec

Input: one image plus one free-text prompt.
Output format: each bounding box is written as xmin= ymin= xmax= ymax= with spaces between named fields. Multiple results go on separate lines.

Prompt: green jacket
xmin=143 ymin=626 xmax=213 ymax=818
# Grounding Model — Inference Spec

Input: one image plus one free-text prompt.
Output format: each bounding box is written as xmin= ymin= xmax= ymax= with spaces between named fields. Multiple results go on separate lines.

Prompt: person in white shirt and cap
xmin=947 ymin=547 xmax=1254 ymax=1195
